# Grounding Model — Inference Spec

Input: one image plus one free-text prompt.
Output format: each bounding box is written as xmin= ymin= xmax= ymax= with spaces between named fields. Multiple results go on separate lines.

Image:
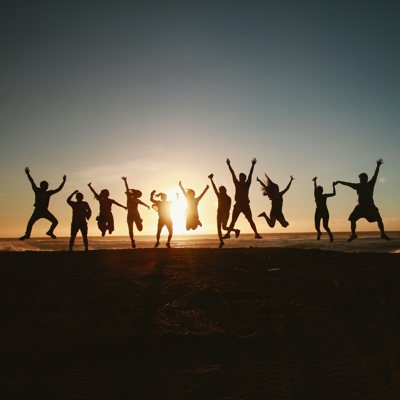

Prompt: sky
xmin=1 ymin=0 xmax=399 ymax=238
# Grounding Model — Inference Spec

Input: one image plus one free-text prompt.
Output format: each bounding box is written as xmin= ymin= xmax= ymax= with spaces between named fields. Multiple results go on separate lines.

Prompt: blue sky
xmin=1 ymin=0 xmax=399 ymax=237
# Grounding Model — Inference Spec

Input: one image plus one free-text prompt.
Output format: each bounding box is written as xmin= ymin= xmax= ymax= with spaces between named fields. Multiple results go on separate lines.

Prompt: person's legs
xmin=20 ymin=211 xmax=40 ymax=239
xmin=377 ymin=219 xmax=391 ymax=240
xmin=315 ymin=214 xmax=322 ymax=240
xmin=244 ymin=208 xmax=262 ymax=238
xmin=166 ymin=221 xmax=173 ymax=247
xmin=347 ymin=219 xmax=358 ymax=242
xmin=223 ymin=206 xmax=240 ymax=239
xmin=45 ymin=211 xmax=58 ymax=238
xmin=69 ymin=224 xmax=78 ymax=251
xmin=81 ymin=223 xmax=89 ymax=251
xmin=155 ymin=221 xmax=162 ymax=247
xmin=322 ymin=215 xmax=333 ymax=242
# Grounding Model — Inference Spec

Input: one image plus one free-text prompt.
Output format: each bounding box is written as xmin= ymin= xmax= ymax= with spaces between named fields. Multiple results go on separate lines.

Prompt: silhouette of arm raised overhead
xmin=198 ymin=185 xmax=209 ymax=200
xmin=51 ymin=175 xmax=67 ymax=194
xmin=24 ymin=167 xmax=38 ymax=190
xmin=67 ymin=190 xmax=78 ymax=206
xmin=281 ymin=176 xmax=294 ymax=195
xmin=327 ymin=182 xmax=337 ymax=198
xmin=312 ymin=176 xmax=317 ymax=190
xmin=208 ymin=174 xmax=219 ymax=196
xmin=150 ymin=190 xmax=157 ymax=204
xmin=87 ymin=182 xmax=99 ymax=198
xmin=370 ymin=158 xmax=383 ymax=185
xmin=226 ymin=158 xmax=238 ymax=183
xmin=179 ymin=181 xmax=187 ymax=197
xmin=122 ymin=176 xmax=129 ymax=192
xmin=256 ymin=176 xmax=268 ymax=191
xmin=247 ymin=158 xmax=257 ymax=184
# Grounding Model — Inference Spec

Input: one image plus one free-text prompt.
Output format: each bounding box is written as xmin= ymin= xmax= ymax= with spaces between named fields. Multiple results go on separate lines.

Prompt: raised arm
xmin=67 ymin=190 xmax=78 ymax=205
xmin=121 ymin=176 xmax=129 ymax=193
xmin=226 ymin=158 xmax=238 ymax=183
xmin=87 ymin=182 xmax=99 ymax=198
xmin=256 ymin=176 xmax=268 ymax=190
xmin=208 ymin=174 xmax=219 ymax=196
xmin=179 ymin=181 xmax=187 ymax=197
xmin=247 ymin=158 xmax=257 ymax=184
xmin=198 ymin=185 xmax=209 ymax=201
xmin=281 ymin=176 xmax=294 ymax=196
xmin=326 ymin=182 xmax=337 ymax=198
xmin=24 ymin=167 xmax=37 ymax=190
xmin=52 ymin=175 xmax=67 ymax=194
xmin=150 ymin=190 xmax=157 ymax=204
xmin=371 ymin=158 xmax=383 ymax=185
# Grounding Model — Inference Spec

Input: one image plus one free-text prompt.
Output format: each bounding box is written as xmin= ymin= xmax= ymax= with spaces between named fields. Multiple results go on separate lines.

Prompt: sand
xmin=1 ymin=248 xmax=400 ymax=399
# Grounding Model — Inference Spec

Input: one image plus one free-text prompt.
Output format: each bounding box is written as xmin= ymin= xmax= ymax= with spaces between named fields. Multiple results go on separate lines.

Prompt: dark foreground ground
xmin=1 ymin=248 xmax=400 ymax=399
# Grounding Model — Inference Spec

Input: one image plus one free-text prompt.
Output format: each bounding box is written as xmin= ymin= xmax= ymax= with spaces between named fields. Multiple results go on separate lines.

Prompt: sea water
xmin=0 ymin=232 xmax=399 ymax=253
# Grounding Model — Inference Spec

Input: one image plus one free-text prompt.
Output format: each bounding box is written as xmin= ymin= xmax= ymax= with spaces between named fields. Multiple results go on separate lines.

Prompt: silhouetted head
xmin=40 ymin=181 xmax=49 ymax=190
xmin=157 ymin=192 xmax=167 ymax=201
xmin=100 ymin=189 xmax=109 ymax=198
xmin=359 ymin=173 xmax=368 ymax=183
xmin=239 ymin=173 xmax=246 ymax=182
xmin=128 ymin=189 xmax=142 ymax=198
xmin=261 ymin=174 xmax=279 ymax=199
xmin=219 ymin=186 xmax=227 ymax=194
xmin=186 ymin=189 xmax=195 ymax=199
xmin=76 ymin=192 xmax=84 ymax=201
xmin=316 ymin=186 xmax=323 ymax=196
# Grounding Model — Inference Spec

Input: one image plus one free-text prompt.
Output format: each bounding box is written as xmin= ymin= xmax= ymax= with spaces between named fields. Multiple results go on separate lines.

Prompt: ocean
xmin=0 ymin=231 xmax=399 ymax=253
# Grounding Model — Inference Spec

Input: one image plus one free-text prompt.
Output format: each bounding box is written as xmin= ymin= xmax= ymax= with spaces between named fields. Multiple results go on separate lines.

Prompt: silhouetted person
xmin=257 ymin=174 xmax=294 ymax=229
xmin=122 ymin=176 xmax=150 ymax=248
xmin=312 ymin=177 xmax=336 ymax=242
xmin=179 ymin=180 xmax=209 ymax=231
xmin=88 ymin=182 xmax=126 ymax=237
xmin=208 ymin=173 xmax=240 ymax=248
xmin=19 ymin=167 xmax=66 ymax=240
xmin=336 ymin=158 xmax=390 ymax=242
xmin=150 ymin=190 xmax=179 ymax=248
xmin=223 ymin=158 xmax=262 ymax=239
xmin=67 ymin=190 xmax=91 ymax=251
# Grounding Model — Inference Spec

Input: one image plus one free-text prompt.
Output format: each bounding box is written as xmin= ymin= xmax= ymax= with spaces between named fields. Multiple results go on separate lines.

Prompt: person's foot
xmin=347 ymin=234 xmax=357 ymax=242
xmin=19 ymin=234 xmax=30 ymax=241
xmin=222 ymin=233 xmax=231 ymax=239
xmin=235 ymin=229 xmax=240 ymax=238
xmin=131 ymin=239 xmax=136 ymax=248
xmin=317 ymin=232 xmax=321 ymax=240
xmin=154 ymin=241 xmax=160 ymax=248
xmin=258 ymin=212 xmax=267 ymax=218
xmin=329 ymin=234 xmax=334 ymax=242
xmin=166 ymin=242 xmax=171 ymax=248
xmin=219 ymin=241 xmax=224 ymax=248
xmin=101 ymin=231 xmax=106 ymax=237
xmin=381 ymin=233 xmax=391 ymax=241
xmin=46 ymin=231 xmax=57 ymax=239
xmin=255 ymin=233 xmax=262 ymax=239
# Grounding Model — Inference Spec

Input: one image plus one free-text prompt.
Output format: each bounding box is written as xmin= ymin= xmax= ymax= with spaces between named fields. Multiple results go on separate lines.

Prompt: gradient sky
xmin=1 ymin=0 xmax=399 ymax=238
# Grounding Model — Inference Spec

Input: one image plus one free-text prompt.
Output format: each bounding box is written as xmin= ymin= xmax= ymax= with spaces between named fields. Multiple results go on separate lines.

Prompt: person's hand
xmin=312 ymin=177 xmax=317 ymax=182
xmin=377 ymin=158 xmax=384 ymax=166
xmin=226 ymin=158 xmax=230 ymax=165
xmin=73 ymin=189 xmax=79 ymax=194
xmin=179 ymin=180 xmax=182 ymax=185
xmin=25 ymin=167 xmax=30 ymax=174
xmin=62 ymin=175 xmax=67 ymax=181
xmin=290 ymin=175 xmax=294 ymax=180
xmin=251 ymin=158 xmax=257 ymax=165
xmin=206 ymin=185 xmax=209 ymax=189
xmin=88 ymin=182 xmax=92 ymax=186
xmin=333 ymin=181 xmax=338 ymax=186
xmin=147 ymin=205 xmax=150 ymax=209
xmin=122 ymin=176 xmax=127 ymax=181
xmin=151 ymin=190 xmax=156 ymax=194
xmin=208 ymin=173 xmax=214 ymax=179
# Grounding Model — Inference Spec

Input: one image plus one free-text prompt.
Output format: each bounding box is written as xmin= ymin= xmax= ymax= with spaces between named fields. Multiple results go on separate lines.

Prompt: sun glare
xmin=167 ymin=190 xmax=188 ymax=235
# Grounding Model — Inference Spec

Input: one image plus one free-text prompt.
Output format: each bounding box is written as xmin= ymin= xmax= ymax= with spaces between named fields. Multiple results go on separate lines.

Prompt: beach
xmin=1 ymin=244 xmax=400 ymax=399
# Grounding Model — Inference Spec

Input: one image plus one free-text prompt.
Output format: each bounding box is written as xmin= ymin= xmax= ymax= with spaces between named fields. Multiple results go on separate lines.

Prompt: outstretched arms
xmin=208 ymin=174 xmax=219 ymax=196
xmin=179 ymin=181 xmax=187 ymax=197
xmin=87 ymin=182 xmax=99 ymax=198
xmin=137 ymin=199 xmax=150 ymax=209
xmin=52 ymin=174 xmax=67 ymax=194
xmin=371 ymin=158 xmax=383 ymax=185
xmin=335 ymin=180 xmax=357 ymax=189
xmin=24 ymin=167 xmax=37 ymax=190
xmin=111 ymin=199 xmax=127 ymax=210
xmin=198 ymin=185 xmax=209 ymax=201
xmin=327 ymin=182 xmax=337 ymax=197
xmin=150 ymin=190 xmax=157 ymax=204
xmin=256 ymin=176 xmax=268 ymax=190
xmin=226 ymin=158 xmax=238 ymax=183
xmin=281 ymin=176 xmax=294 ymax=195
xmin=121 ymin=176 xmax=129 ymax=193
xmin=247 ymin=158 xmax=257 ymax=183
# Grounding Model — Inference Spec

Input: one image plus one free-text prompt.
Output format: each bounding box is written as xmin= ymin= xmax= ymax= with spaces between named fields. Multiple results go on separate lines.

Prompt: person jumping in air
xmin=122 ymin=176 xmax=150 ymax=248
xmin=312 ymin=177 xmax=336 ymax=242
xmin=208 ymin=173 xmax=240 ymax=248
xmin=257 ymin=174 xmax=294 ymax=229
xmin=67 ymin=190 xmax=92 ymax=251
xmin=150 ymin=190 xmax=179 ymax=248
xmin=19 ymin=167 xmax=66 ymax=240
xmin=223 ymin=158 xmax=262 ymax=239
xmin=335 ymin=158 xmax=390 ymax=242
xmin=88 ymin=182 xmax=127 ymax=237
xmin=179 ymin=180 xmax=209 ymax=231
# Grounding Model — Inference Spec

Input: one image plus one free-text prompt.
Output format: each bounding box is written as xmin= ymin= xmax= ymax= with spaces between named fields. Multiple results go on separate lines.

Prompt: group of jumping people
xmin=18 ymin=158 xmax=391 ymax=250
